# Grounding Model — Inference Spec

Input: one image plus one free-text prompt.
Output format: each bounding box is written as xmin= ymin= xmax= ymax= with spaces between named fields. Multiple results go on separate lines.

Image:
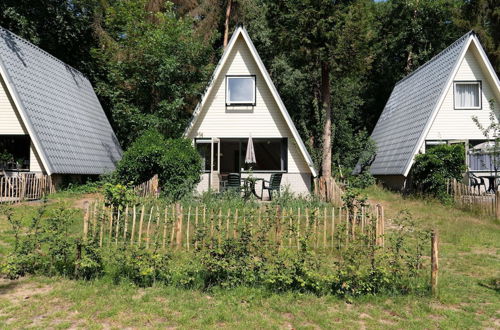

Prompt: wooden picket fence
xmin=447 ymin=178 xmax=500 ymax=218
xmin=134 ymin=174 xmax=160 ymax=198
xmin=82 ymin=201 xmax=385 ymax=252
xmin=0 ymin=173 xmax=55 ymax=204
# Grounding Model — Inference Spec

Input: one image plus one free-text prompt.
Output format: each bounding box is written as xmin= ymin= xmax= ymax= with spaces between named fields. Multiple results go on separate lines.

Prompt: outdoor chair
xmin=261 ymin=173 xmax=283 ymax=201
xmin=468 ymin=172 xmax=486 ymax=193
xmin=227 ymin=173 xmax=244 ymax=194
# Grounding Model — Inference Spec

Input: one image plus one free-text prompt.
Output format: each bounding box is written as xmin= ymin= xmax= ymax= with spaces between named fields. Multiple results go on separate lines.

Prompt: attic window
xmin=226 ymin=76 xmax=256 ymax=105
xmin=454 ymin=81 xmax=481 ymax=109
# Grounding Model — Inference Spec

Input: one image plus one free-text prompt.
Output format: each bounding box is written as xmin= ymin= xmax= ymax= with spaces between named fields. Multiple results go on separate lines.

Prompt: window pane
xmin=455 ymin=83 xmax=479 ymax=108
xmin=196 ymin=143 xmax=211 ymax=171
xmin=240 ymin=139 xmax=285 ymax=171
xmin=227 ymin=77 xmax=254 ymax=103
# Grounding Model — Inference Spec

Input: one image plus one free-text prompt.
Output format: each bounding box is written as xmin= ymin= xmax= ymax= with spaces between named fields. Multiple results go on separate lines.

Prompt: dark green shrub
xmin=115 ymin=129 xmax=202 ymax=199
xmin=75 ymin=240 xmax=104 ymax=280
xmin=103 ymin=183 xmax=136 ymax=210
xmin=412 ymin=144 xmax=466 ymax=200
xmin=110 ymin=246 xmax=171 ymax=287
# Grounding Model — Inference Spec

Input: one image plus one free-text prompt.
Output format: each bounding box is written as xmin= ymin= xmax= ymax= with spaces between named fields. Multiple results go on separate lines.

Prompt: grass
xmin=0 ymin=186 xmax=499 ymax=328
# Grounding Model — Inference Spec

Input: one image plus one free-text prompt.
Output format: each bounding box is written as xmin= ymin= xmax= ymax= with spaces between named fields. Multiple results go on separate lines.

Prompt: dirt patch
xmin=73 ymin=193 xmax=101 ymax=210
xmin=0 ymin=278 xmax=53 ymax=304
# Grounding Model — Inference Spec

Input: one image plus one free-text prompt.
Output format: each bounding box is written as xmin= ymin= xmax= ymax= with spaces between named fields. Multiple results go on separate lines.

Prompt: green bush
xmin=110 ymin=246 xmax=171 ymax=287
xmin=75 ymin=240 xmax=105 ymax=280
xmin=412 ymin=144 xmax=466 ymax=200
xmin=103 ymin=183 xmax=136 ymax=210
xmin=115 ymin=129 xmax=202 ymax=199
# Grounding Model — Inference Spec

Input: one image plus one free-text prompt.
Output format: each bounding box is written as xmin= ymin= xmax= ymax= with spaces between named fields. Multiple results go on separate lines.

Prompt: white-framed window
xmin=454 ymin=81 xmax=481 ymax=109
xmin=226 ymin=75 xmax=256 ymax=105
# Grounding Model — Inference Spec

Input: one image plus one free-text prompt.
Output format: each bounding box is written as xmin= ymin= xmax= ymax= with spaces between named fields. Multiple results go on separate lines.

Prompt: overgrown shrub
xmin=74 ymin=240 xmax=105 ymax=280
xmin=110 ymin=246 xmax=171 ymax=287
xmin=412 ymin=144 xmax=466 ymax=200
xmin=115 ymin=129 xmax=202 ymax=199
xmin=103 ymin=183 xmax=136 ymax=210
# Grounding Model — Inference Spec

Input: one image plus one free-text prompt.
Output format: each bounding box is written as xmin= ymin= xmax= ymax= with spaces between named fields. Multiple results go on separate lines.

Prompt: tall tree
xmin=0 ymin=0 xmax=97 ymax=76
xmin=455 ymin=0 xmax=500 ymax=74
xmin=92 ymin=0 xmax=214 ymax=147
xmin=266 ymin=0 xmax=374 ymax=197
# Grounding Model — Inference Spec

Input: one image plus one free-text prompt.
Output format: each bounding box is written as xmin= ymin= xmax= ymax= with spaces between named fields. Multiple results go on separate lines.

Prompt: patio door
xmin=195 ymin=138 xmax=220 ymax=191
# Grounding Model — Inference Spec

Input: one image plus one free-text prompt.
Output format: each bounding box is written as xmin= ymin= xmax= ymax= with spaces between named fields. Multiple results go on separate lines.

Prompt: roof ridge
xmin=395 ymin=30 xmax=474 ymax=86
xmin=0 ymin=25 xmax=87 ymax=79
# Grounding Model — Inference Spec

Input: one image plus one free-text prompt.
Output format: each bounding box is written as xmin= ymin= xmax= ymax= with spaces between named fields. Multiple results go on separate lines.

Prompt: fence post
xmin=83 ymin=201 xmax=89 ymax=242
xmin=495 ymin=191 xmax=500 ymax=220
xmin=431 ymin=230 xmax=439 ymax=297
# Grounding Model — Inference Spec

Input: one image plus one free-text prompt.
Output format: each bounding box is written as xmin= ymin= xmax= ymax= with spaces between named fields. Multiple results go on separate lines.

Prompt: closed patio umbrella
xmin=245 ymin=135 xmax=256 ymax=165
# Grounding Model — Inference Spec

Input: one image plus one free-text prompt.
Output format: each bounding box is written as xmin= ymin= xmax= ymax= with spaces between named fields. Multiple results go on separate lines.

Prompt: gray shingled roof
xmin=0 ymin=26 xmax=122 ymax=175
xmin=368 ymin=31 xmax=473 ymax=176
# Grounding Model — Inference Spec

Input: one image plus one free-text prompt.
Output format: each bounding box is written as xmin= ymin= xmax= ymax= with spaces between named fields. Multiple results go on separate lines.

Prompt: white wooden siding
xmin=427 ymin=43 xmax=500 ymax=140
xmin=188 ymin=35 xmax=310 ymax=174
xmin=0 ymin=74 xmax=25 ymax=134
xmin=30 ymin=142 xmax=44 ymax=173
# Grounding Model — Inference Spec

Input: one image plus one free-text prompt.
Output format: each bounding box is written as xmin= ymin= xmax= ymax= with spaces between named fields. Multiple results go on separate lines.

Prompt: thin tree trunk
xmin=223 ymin=0 xmax=232 ymax=47
xmin=320 ymin=61 xmax=332 ymax=178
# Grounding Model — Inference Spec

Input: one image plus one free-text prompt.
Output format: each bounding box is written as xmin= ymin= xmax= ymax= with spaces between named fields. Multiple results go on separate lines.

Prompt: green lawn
xmin=0 ymin=186 xmax=499 ymax=329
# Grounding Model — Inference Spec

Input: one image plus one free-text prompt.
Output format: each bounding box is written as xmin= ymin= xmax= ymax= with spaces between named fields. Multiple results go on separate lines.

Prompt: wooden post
xmin=495 ymin=191 xmax=500 ymax=220
xmin=170 ymin=205 xmax=176 ymax=248
xmin=296 ymin=208 xmax=301 ymax=250
xmin=131 ymin=205 xmax=137 ymax=246
xmin=218 ymin=209 xmax=222 ymax=246
xmin=187 ymin=206 xmax=191 ymax=251
xmin=233 ymin=209 xmax=238 ymax=239
xmin=138 ymin=205 xmax=145 ymax=246
xmin=123 ymin=205 xmax=129 ymax=242
xmin=431 ymin=230 xmax=439 ymax=297
xmin=108 ymin=206 xmax=114 ymax=246
xmin=175 ymin=204 xmax=183 ymax=249
xmin=175 ymin=203 xmax=183 ymax=249
xmin=226 ymin=209 xmax=231 ymax=239
xmin=331 ymin=207 xmax=335 ymax=250
xmin=162 ymin=207 xmax=168 ymax=249
xmin=380 ymin=205 xmax=385 ymax=247
xmin=323 ymin=208 xmax=327 ymax=249
xmin=195 ymin=206 xmax=199 ymax=249
xmin=99 ymin=204 xmax=105 ymax=247
xmin=146 ymin=206 xmax=153 ymax=249
xmin=115 ymin=208 xmax=121 ymax=245
xmin=288 ymin=208 xmax=293 ymax=248
xmin=83 ymin=202 xmax=89 ymax=242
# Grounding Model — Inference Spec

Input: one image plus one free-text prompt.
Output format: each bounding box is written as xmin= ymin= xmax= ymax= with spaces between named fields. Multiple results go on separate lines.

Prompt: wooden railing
xmin=447 ymin=178 xmax=500 ymax=218
xmin=134 ymin=174 xmax=160 ymax=198
xmin=0 ymin=174 xmax=55 ymax=203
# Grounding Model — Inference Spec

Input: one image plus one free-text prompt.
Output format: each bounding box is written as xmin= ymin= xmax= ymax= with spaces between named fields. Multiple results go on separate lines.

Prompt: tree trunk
xmin=315 ymin=61 xmax=334 ymax=202
xmin=223 ymin=0 xmax=232 ymax=47
xmin=320 ymin=61 xmax=332 ymax=178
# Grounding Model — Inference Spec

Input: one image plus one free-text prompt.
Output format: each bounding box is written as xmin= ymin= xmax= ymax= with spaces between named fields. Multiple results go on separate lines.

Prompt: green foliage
xmin=92 ymin=0 xmax=214 ymax=146
xmin=115 ymin=129 xmax=202 ymax=199
xmin=103 ymin=183 xmax=136 ymax=210
xmin=110 ymin=246 xmax=171 ymax=287
xmin=412 ymin=144 xmax=466 ymax=200
xmin=74 ymin=240 xmax=104 ymax=280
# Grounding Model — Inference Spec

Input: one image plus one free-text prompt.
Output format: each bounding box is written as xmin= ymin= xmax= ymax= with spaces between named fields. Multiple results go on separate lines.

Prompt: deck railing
xmin=0 ymin=174 xmax=55 ymax=203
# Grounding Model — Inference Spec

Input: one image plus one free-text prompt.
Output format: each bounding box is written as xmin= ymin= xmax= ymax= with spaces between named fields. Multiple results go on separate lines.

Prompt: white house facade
xmin=184 ymin=26 xmax=316 ymax=196
xmin=366 ymin=31 xmax=500 ymax=190
xmin=0 ymin=26 xmax=122 ymax=183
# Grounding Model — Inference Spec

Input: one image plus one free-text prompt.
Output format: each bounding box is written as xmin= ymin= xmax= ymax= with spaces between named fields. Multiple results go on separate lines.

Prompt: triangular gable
xmin=404 ymin=33 xmax=500 ymax=177
xmin=0 ymin=58 xmax=51 ymax=174
xmin=367 ymin=31 xmax=474 ymax=177
xmin=184 ymin=26 xmax=317 ymax=177
xmin=0 ymin=27 xmax=122 ymax=175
